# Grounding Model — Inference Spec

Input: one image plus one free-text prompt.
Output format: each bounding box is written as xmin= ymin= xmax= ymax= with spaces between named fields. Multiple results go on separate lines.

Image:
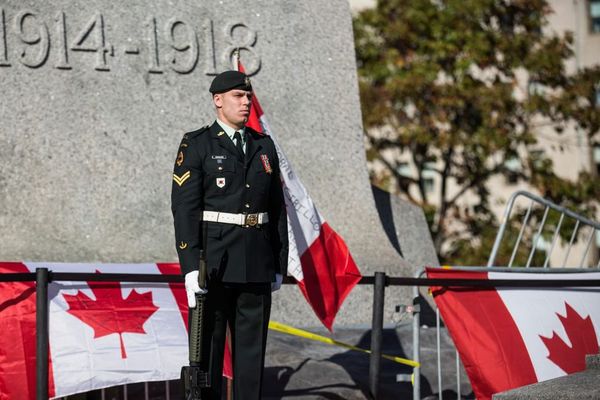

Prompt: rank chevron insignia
xmin=173 ymin=171 xmax=191 ymax=186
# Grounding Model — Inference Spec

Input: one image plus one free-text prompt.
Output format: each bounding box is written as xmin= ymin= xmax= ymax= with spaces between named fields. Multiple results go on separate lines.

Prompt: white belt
xmin=202 ymin=211 xmax=269 ymax=227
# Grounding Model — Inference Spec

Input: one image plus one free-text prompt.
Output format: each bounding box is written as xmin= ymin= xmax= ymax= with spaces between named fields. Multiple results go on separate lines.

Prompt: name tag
xmin=211 ymin=155 xmax=227 ymax=160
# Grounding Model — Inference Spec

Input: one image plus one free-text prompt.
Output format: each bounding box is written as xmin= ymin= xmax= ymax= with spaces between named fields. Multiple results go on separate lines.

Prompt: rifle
xmin=181 ymin=224 xmax=210 ymax=399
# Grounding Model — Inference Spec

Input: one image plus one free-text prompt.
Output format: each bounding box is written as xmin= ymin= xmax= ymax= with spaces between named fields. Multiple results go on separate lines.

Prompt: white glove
xmin=185 ymin=270 xmax=207 ymax=308
xmin=271 ymin=273 xmax=283 ymax=292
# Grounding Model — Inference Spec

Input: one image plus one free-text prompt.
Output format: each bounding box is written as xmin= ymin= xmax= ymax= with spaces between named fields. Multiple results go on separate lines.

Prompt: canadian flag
xmin=239 ymin=62 xmax=362 ymax=330
xmin=427 ymin=267 xmax=600 ymax=400
xmin=0 ymin=261 xmax=189 ymax=399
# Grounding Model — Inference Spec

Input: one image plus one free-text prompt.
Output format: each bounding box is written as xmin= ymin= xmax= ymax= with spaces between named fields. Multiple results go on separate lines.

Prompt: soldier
xmin=171 ymin=70 xmax=288 ymax=399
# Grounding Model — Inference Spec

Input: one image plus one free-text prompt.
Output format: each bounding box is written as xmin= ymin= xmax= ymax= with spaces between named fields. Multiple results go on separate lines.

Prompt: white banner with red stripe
xmin=239 ymin=61 xmax=362 ymax=330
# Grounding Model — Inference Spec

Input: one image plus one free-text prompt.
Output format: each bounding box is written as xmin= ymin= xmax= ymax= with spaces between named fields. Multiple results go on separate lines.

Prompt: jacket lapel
xmin=244 ymin=129 xmax=262 ymax=168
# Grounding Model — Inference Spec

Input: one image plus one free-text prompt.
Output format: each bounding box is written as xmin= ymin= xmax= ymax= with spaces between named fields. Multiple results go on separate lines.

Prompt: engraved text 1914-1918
xmin=0 ymin=8 xmax=261 ymax=75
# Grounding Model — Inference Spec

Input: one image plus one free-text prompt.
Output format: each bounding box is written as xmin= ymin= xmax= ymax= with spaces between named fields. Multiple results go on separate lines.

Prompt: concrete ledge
xmin=493 ymin=354 xmax=600 ymax=400
xmin=586 ymin=353 xmax=600 ymax=370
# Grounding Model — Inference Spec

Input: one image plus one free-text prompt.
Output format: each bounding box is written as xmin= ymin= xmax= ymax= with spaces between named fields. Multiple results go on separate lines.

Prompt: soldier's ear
xmin=213 ymin=94 xmax=223 ymax=109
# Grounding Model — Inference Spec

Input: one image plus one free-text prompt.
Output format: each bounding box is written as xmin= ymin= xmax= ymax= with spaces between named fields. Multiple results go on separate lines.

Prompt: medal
xmin=260 ymin=154 xmax=272 ymax=174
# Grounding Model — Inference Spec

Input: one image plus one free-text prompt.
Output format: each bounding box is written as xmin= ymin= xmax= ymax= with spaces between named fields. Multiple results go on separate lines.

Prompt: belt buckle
xmin=245 ymin=213 xmax=258 ymax=227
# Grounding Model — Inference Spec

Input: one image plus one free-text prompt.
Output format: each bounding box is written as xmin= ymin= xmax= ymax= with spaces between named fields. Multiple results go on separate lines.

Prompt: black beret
xmin=209 ymin=70 xmax=252 ymax=94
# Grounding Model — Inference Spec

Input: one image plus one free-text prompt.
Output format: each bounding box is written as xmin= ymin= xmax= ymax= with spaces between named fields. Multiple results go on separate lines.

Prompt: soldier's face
xmin=214 ymin=89 xmax=253 ymax=129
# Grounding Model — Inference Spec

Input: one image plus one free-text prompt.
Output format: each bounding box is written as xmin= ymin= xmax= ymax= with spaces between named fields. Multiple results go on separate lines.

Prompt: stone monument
xmin=0 ymin=0 xmax=438 ymax=326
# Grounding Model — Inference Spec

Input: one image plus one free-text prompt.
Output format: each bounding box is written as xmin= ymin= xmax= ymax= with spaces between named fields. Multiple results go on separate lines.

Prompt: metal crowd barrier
xmin=0 ymin=270 xmax=597 ymax=400
xmin=488 ymin=190 xmax=600 ymax=268
xmin=2 ymin=270 xmax=600 ymax=399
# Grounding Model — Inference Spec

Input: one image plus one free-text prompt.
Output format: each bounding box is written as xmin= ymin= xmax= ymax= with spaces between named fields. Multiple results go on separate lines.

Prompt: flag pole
xmin=233 ymin=48 xmax=240 ymax=71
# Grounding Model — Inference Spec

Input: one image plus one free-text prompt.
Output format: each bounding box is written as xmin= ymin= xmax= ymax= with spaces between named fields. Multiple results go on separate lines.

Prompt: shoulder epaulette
xmin=183 ymin=125 xmax=210 ymax=141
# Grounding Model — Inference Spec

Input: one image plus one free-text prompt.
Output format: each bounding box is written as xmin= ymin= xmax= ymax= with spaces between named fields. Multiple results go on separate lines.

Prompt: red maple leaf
xmin=63 ymin=271 xmax=159 ymax=359
xmin=539 ymin=302 xmax=599 ymax=374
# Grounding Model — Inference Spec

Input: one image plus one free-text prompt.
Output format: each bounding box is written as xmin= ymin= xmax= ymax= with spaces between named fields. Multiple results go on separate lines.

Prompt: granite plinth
xmin=0 ymin=0 xmax=436 ymax=326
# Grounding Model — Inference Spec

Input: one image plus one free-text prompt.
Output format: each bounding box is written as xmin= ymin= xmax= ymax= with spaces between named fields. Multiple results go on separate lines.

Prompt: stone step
xmin=493 ymin=354 xmax=600 ymax=400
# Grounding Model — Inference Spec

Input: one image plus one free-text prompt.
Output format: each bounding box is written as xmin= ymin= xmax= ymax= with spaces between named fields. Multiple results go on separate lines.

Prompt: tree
xmin=354 ymin=0 xmax=600 ymax=264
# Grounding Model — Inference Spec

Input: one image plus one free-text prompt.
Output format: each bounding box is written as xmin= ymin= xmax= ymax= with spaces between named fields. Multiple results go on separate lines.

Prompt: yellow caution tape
xmin=268 ymin=321 xmax=420 ymax=368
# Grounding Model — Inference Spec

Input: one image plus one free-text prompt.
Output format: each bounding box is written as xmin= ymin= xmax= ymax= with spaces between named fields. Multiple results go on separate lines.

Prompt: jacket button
xmin=218 ymin=166 xmax=223 ymax=171
xmin=246 ymin=184 xmax=250 ymax=188
xmin=245 ymin=203 xmax=250 ymax=208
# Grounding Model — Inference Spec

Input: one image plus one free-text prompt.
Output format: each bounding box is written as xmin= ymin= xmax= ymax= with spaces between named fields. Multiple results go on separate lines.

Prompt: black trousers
xmin=195 ymin=280 xmax=271 ymax=400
